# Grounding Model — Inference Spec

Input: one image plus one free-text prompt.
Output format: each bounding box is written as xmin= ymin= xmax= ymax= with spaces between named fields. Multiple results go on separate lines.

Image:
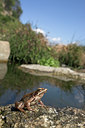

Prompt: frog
xmin=15 ymin=88 xmax=47 ymax=113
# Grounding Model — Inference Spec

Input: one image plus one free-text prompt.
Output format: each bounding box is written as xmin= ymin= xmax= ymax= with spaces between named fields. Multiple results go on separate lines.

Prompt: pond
xmin=0 ymin=63 xmax=85 ymax=110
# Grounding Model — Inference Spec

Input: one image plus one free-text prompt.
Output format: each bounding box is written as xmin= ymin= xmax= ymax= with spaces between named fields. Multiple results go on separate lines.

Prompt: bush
xmin=38 ymin=57 xmax=60 ymax=67
xmin=0 ymin=0 xmax=60 ymax=67
xmin=67 ymin=44 xmax=84 ymax=67
xmin=58 ymin=43 xmax=85 ymax=68
xmin=0 ymin=18 xmax=60 ymax=67
xmin=8 ymin=24 xmax=44 ymax=64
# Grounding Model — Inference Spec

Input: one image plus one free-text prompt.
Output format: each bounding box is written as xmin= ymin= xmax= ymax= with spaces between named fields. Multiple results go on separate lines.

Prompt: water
xmin=0 ymin=63 xmax=85 ymax=109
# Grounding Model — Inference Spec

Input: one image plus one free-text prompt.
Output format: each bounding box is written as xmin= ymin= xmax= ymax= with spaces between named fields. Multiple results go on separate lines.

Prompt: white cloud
xmin=47 ymin=36 xmax=62 ymax=44
xmin=52 ymin=37 xmax=61 ymax=42
xmin=33 ymin=28 xmax=62 ymax=45
xmin=33 ymin=28 xmax=45 ymax=35
xmin=72 ymin=41 xmax=76 ymax=44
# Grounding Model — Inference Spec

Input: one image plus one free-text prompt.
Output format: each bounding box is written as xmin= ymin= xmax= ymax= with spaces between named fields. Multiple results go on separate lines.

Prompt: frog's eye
xmin=37 ymin=88 xmax=41 ymax=91
xmin=36 ymin=88 xmax=43 ymax=93
xmin=38 ymin=88 xmax=42 ymax=89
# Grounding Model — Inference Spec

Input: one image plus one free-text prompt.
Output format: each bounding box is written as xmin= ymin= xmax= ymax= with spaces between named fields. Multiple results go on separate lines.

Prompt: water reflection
xmin=0 ymin=64 xmax=85 ymax=109
xmin=0 ymin=63 xmax=7 ymax=80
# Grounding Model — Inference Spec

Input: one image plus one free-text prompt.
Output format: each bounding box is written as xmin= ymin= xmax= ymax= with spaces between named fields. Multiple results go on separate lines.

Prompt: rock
xmin=19 ymin=64 xmax=85 ymax=82
xmin=0 ymin=104 xmax=85 ymax=128
xmin=0 ymin=63 xmax=7 ymax=80
xmin=0 ymin=41 xmax=10 ymax=62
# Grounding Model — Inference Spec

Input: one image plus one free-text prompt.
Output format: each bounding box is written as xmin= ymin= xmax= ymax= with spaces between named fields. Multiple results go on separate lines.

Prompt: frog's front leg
xmin=18 ymin=108 xmax=26 ymax=113
xmin=38 ymin=100 xmax=45 ymax=107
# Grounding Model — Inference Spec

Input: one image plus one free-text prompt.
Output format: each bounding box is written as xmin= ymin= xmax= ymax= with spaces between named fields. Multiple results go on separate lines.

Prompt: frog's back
xmin=20 ymin=92 xmax=34 ymax=102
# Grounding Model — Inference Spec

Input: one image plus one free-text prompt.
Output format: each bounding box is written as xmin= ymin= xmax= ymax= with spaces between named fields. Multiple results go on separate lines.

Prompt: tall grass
xmin=0 ymin=16 xmax=60 ymax=67
xmin=57 ymin=43 xmax=85 ymax=68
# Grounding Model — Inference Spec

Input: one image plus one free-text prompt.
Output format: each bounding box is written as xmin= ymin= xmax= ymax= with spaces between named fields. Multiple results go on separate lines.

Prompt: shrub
xmin=0 ymin=0 xmax=60 ymax=67
xmin=67 ymin=44 xmax=84 ymax=67
xmin=0 ymin=18 xmax=60 ymax=67
xmin=38 ymin=57 xmax=60 ymax=67
xmin=57 ymin=43 xmax=85 ymax=68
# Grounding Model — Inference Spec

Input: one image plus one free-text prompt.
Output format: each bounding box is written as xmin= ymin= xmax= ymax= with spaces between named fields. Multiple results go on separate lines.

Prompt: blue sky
xmin=20 ymin=0 xmax=85 ymax=45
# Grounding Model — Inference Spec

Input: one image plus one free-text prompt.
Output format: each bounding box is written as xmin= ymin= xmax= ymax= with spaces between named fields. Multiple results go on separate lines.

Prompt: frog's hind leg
xmin=15 ymin=101 xmax=25 ymax=113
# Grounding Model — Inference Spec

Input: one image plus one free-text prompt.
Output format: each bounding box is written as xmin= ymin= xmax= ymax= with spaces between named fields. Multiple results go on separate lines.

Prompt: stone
xmin=19 ymin=64 xmax=85 ymax=83
xmin=0 ymin=41 xmax=10 ymax=62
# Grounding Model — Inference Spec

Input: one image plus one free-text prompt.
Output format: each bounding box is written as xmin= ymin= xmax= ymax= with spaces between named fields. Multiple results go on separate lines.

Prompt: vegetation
xmin=0 ymin=0 xmax=60 ymax=67
xmin=0 ymin=0 xmax=85 ymax=69
xmin=0 ymin=0 xmax=22 ymax=18
xmin=38 ymin=57 xmax=60 ymax=67
xmin=57 ymin=43 xmax=85 ymax=68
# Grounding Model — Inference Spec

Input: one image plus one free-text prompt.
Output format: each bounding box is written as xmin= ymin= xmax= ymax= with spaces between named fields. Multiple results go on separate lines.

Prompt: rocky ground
xmin=0 ymin=104 xmax=85 ymax=128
